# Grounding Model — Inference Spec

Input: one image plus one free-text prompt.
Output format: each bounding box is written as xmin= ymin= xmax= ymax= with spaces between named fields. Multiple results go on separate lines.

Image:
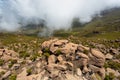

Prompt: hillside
xmin=0 ymin=8 xmax=120 ymax=80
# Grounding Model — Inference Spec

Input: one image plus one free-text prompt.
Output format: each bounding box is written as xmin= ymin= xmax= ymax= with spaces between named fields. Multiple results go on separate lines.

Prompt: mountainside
xmin=83 ymin=8 xmax=120 ymax=32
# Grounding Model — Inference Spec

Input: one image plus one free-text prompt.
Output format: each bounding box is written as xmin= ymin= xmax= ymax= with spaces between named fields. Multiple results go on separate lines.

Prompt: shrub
xmin=104 ymin=73 xmax=115 ymax=80
xmin=43 ymin=48 xmax=50 ymax=53
xmin=55 ymin=49 xmax=62 ymax=56
xmin=0 ymin=71 xmax=5 ymax=77
xmin=8 ymin=59 xmax=17 ymax=68
xmin=9 ymin=74 xmax=17 ymax=80
xmin=27 ymin=68 xmax=32 ymax=76
xmin=0 ymin=59 xmax=4 ymax=66
xmin=30 ymin=53 xmax=40 ymax=61
xmin=44 ymin=52 xmax=50 ymax=57
xmin=83 ymin=50 xmax=89 ymax=55
xmin=19 ymin=51 xmax=30 ymax=59
xmin=107 ymin=60 xmax=120 ymax=71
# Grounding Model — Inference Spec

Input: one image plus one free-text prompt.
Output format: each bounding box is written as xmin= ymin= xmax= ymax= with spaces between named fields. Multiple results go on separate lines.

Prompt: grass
xmin=104 ymin=60 xmax=120 ymax=71
xmin=9 ymin=74 xmax=17 ymax=80
xmin=0 ymin=59 xmax=4 ymax=66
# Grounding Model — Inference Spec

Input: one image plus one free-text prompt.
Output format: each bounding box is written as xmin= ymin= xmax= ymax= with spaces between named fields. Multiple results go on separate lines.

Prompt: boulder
xmin=60 ymin=43 xmax=78 ymax=55
xmin=2 ymin=71 xmax=11 ymax=79
xmin=57 ymin=55 xmax=65 ymax=63
xmin=41 ymin=39 xmax=58 ymax=49
xmin=48 ymin=55 xmax=57 ymax=64
xmin=105 ymin=53 xmax=113 ymax=60
xmin=89 ymin=49 xmax=105 ymax=67
xmin=11 ymin=64 xmax=20 ymax=70
xmin=110 ymin=48 xmax=119 ymax=54
xmin=106 ymin=68 xmax=120 ymax=77
xmin=76 ymin=68 xmax=82 ymax=76
xmin=17 ymin=67 xmax=27 ymax=80
xmin=77 ymin=52 xmax=89 ymax=59
xmin=89 ymin=65 xmax=105 ymax=79
xmin=77 ymin=44 xmax=89 ymax=52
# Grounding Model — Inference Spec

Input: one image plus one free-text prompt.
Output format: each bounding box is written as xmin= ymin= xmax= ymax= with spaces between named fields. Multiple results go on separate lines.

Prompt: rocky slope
xmin=0 ymin=39 xmax=119 ymax=80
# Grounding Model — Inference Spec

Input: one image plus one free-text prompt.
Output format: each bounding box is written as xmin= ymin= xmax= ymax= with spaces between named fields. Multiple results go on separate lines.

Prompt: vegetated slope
xmin=83 ymin=8 xmax=120 ymax=32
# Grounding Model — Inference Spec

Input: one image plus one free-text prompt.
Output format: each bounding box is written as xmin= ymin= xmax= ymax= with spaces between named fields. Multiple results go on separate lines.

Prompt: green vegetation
xmin=9 ymin=74 xmax=17 ymax=80
xmin=55 ymin=49 xmax=62 ymax=56
xmin=0 ymin=71 xmax=5 ymax=77
xmin=83 ymin=50 xmax=89 ymax=55
xmin=8 ymin=59 xmax=17 ymax=68
xmin=27 ymin=68 xmax=32 ymax=76
xmin=30 ymin=53 xmax=41 ymax=61
xmin=104 ymin=60 xmax=120 ymax=71
xmin=19 ymin=51 xmax=30 ymax=59
xmin=0 ymin=59 xmax=4 ymax=66
xmin=104 ymin=73 xmax=115 ymax=80
xmin=44 ymin=52 xmax=50 ymax=57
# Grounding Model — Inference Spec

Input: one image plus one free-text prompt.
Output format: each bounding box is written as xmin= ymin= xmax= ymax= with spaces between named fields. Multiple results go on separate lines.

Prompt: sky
xmin=0 ymin=0 xmax=120 ymax=31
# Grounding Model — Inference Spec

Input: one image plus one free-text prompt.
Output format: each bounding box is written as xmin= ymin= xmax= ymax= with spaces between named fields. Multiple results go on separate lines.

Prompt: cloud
xmin=0 ymin=0 xmax=120 ymax=31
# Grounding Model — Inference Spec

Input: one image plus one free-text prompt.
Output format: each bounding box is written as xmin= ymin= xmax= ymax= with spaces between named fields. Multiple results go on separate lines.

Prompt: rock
xmin=77 ymin=52 xmax=89 ymax=59
xmin=0 ymin=67 xmax=6 ymax=73
xmin=41 ymin=39 xmax=58 ymax=49
xmin=53 ymin=40 xmax=68 ymax=46
xmin=1 ymin=54 xmax=12 ymax=62
xmin=106 ymin=68 xmax=120 ymax=77
xmin=0 ymin=51 xmax=3 ymax=56
xmin=89 ymin=65 xmax=105 ymax=79
xmin=77 ymin=44 xmax=89 ymax=52
xmin=11 ymin=64 xmax=20 ymax=70
xmin=105 ymin=53 xmax=113 ymax=60
xmin=50 ymin=40 xmax=69 ymax=53
xmin=36 ymin=62 xmax=41 ymax=68
xmin=60 ymin=43 xmax=78 ymax=55
xmin=64 ymin=72 xmax=84 ymax=80
xmin=76 ymin=68 xmax=82 ymax=76
xmin=57 ymin=55 xmax=65 ymax=63
xmin=89 ymin=49 xmax=105 ymax=67
xmin=48 ymin=55 xmax=57 ymax=64
xmin=110 ymin=48 xmax=119 ymax=54
xmin=17 ymin=67 xmax=27 ymax=80
xmin=2 ymin=71 xmax=11 ymax=79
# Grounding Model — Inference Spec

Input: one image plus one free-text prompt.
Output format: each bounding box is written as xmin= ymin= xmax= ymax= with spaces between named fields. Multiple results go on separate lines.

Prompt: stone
xmin=60 ymin=43 xmax=78 ymax=55
xmin=0 ymin=51 xmax=3 ymax=56
xmin=57 ymin=55 xmax=65 ymax=63
xmin=41 ymin=39 xmax=58 ymax=49
xmin=89 ymin=65 xmax=105 ymax=79
xmin=2 ymin=71 xmax=11 ymax=79
xmin=77 ymin=52 xmax=89 ymax=59
xmin=11 ymin=64 xmax=20 ymax=70
xmin=105 ymin=53 xmax=113 ymax=60
xmin=76 ymin=68 xmax=82 ymax=76
xmin=110 ymin=48 xmax=119 ymax=54
xmin=89 ymin=49 xmax=105 ymax=67
xmin=48 ymin=55 xmax=57 ymax=64
xmin=77 ymin=44 xmax=89 ymax=52
xmin=0 ymin=67 xmax=6 ymax=73
xmin=17 ymin=67 xmax=27 ymax=80
xmin=106 ymin=68 xmax=120 ymax=77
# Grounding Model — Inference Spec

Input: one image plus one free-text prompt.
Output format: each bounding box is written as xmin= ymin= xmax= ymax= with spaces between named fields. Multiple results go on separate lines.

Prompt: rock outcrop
xmin=0 ymin=39 xmax=106 ymax=80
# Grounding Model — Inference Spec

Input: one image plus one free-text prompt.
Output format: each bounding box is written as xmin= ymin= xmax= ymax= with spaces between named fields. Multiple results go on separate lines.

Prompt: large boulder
xmin=89 ymin=49 xmax=105 ymax=67
xmin=60 ymin=43 xmax=78 ymax=55
xmin=41 ymin=39 xmax=58 ymax=49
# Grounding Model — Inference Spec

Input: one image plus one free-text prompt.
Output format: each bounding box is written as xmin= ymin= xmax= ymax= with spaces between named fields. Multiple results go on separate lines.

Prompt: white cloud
xmin=0 ymin=0 xmax=120 ymax=31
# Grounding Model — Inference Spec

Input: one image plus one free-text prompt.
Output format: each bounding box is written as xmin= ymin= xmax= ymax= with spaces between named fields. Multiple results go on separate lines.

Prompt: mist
xmin=0 ymin=0 xmax=120 ymax=31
